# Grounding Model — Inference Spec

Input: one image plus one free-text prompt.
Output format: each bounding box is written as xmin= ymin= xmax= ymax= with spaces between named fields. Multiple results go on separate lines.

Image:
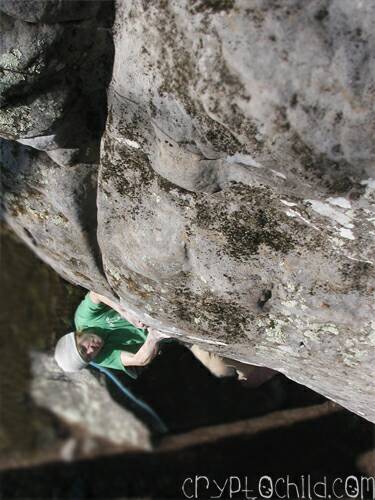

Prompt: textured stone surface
xmin=1 ymin=139 xmax=110 ymax=293
xmin=31 ymin=352 xmax=151 ymax=450
xmin=0 ymin=0 xmax=374 ymax=422
xmin=0 ymin=0 xmax=101 ymax=23
xmin=0 ymin=3 xmax=113 ymax=166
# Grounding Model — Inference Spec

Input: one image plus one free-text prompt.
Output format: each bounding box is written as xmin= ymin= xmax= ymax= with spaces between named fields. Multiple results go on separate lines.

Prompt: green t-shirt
xmin=74 ymin=293 xmax=148 ymax=378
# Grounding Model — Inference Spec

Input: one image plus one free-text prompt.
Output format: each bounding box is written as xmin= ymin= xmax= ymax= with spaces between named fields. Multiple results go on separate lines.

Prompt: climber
xmin=54 ymin=291 xmax=169 ymax=378
xmin=54 ymin=291 xmax=277 ymax=386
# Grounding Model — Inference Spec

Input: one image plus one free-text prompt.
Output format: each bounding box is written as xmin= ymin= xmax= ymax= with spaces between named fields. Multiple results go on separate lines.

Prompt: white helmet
xmin=54 ymin=332 xmax=88 ymax=372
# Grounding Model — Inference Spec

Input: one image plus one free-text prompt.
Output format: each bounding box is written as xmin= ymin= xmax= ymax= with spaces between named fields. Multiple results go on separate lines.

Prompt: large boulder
xmin=0 ymin=2 xmax=113 ymax=166
xmin=0 ymin=0 xmax=374 ymax=422
xmin=31 ymin=352 xmax=151 ymax=451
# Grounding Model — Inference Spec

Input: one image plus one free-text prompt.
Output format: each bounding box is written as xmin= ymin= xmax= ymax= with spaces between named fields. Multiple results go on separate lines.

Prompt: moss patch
xmin=172 ymin=284 xmax=250 ymax=342
xmin=190 ymin=0 xmax=235 ymax=14
xmin=193 ymin=183 xmax=295 ymax=260
xmin=100 ymin=133 xmax=155 ymax=203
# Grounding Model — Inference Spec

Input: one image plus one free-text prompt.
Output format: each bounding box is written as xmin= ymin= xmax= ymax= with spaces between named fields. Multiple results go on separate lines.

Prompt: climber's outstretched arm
xmin=120 ymin=328 xmax=168 ymax=367
xmin=89 ymin=291 xmax=145 ymax=328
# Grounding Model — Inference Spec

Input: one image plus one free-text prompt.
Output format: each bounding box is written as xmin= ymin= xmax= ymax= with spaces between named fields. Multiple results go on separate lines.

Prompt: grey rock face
xmin=0 ymin=0 xmax=374 ymax=422
xmin=31 ymin=352 xmax=151 ymax=450
xmin=1 ymin=139 xmax=111 ymax=293
xmin=0 ymin=3 xmax=113 ymax=165
xmin=0 ymin=0 xmax=101 ymax=23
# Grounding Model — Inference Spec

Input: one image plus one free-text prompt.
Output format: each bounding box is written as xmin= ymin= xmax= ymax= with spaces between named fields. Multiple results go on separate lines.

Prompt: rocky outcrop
xmin=0 ymin=0 xmax=374 ymax=422
xmin=31 ymin=352 xmax=151 ymax=451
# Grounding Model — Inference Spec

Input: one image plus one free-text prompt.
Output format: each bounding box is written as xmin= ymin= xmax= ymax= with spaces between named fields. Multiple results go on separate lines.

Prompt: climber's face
xmin=75 ymin=330 xmax=104 ymax=362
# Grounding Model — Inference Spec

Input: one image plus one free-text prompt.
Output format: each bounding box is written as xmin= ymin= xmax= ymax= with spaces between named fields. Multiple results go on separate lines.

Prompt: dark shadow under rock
xmin=103 ymin=341 xmax=326 ymax=433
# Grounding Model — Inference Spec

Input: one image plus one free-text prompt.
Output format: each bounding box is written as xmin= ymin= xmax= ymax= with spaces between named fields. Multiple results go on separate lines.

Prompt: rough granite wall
xmin=31 ymin=352 xmax=151 ymax=451
xmin=0 ymin=0 xmax=374 ymax=422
